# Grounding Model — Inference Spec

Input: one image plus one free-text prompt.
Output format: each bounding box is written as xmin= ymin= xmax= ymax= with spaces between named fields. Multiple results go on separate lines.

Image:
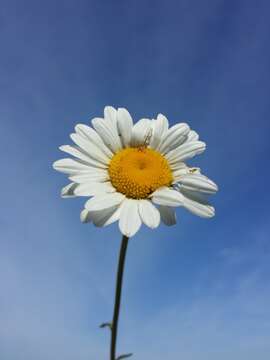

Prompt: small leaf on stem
xmin=116 ymin=353 xmax=133 ymax=360
xmin=99 ymin=322 xmax=112 ymax=330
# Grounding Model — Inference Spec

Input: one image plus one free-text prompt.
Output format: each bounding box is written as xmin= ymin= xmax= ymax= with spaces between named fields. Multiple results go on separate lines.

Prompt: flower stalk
xmin=110 ymin=235 xmax=130 ymax=360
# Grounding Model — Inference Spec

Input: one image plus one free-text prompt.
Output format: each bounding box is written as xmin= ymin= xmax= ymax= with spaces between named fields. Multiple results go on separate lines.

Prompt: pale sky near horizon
xmin=1 ymin=0 xmax=270 ymax=359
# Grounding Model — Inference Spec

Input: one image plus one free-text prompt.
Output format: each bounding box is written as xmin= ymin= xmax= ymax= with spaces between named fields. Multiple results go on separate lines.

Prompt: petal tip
xmin=80 ymin=209 xmax=90 ymax=223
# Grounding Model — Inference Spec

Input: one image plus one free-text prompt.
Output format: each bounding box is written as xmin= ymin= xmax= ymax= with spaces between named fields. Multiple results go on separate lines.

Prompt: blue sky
xmin=1 ymin=0 xmax=270 ymax=359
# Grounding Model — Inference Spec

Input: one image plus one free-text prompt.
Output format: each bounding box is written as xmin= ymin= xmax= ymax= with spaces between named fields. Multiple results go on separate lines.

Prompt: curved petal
xmin=53 ymin=158 xmax=101 ymax=175
xmin=85 ymin=192 xmax=125 ymax=212
xmin=75 ymin=124 xmax=113 ymax=158
xmin=158 ymin=123 xmax=190 ymax=154
xmin=181 ymin=194 xmax=215 ymax=218
xmin=139 ymin=200 xmax=160 ymax=229
xmin=80 ymin=208 xmax=91 ymax=223
xmin=179 ymin=174 xmax=218 ymax=194
xmin=69 ymin=169 xmax=109 ymax=184
xmin=61 ymin=183 xmax=78 ymax=198
xmin=170 ymin=161 xmax=189 ymax=172
xmin=158 ymin=205 xmax=177 ymax=226
xmin=130 ymin=118 xmax=152 ymax=147
xmin=179 ymin=188 xmax=210 ymax=205
xmin=87 ymin=203 xmax=122 ymax=227
xmin=119 ymin=199 xmax=142 ymax=237
xmin=104 ymin=106 xmax=118 ymax=126
xmin=151 ymin=187 xmax=184 ymax=207
xmin=58 ymin=146 xmax=107 ymax=169
xmin=117 ymin=108 xmax=133 ymax=147
xmin=92 ymin=117 xmax=122 ymax=153
xmin=165 ymin=141 xmax=206 ymax=164
xmin=59 ymin=145 xmax=103 ymax=166
xmin=74 ymin=182 xmax=115 ymax=196
xmin=172 ymin=164 xmax=190 ymax=182
xmin=70 ymin=133 xmax=110 ymax=165
xmin=185 ymin=130 xmax=199 ymax=143
xmin=149 ymin=114 xmax=169 ymax=149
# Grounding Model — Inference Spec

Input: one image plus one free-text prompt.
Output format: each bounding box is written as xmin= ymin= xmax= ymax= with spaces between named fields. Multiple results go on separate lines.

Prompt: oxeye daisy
xmin=53 ymin=106 xmax=218 ymax=237
xmin=53 ymin=106 xmax=218 ymax=360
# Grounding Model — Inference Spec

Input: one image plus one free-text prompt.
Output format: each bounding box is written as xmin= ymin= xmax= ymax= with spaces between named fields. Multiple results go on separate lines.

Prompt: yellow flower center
xmin=108 ymin=147 xmax=173 ymax=199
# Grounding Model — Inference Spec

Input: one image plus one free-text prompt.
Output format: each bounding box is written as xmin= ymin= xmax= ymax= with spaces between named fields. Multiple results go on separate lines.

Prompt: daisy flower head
xmin=53 ymin=106 xmax=218 ymax=237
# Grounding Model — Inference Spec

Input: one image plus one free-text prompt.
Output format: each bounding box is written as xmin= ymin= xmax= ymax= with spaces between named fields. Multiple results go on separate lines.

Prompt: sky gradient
xmin=1 ymin=0 xmax=270 ymax=359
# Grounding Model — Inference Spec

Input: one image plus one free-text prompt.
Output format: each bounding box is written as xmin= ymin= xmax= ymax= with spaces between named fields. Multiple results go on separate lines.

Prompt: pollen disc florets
xmin=109 ymin=147 xmax=173 ymax=199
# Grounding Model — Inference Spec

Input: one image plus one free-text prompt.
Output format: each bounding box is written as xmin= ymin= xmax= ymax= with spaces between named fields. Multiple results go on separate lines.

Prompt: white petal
xmin=158 ymin=206 xmax=177 ymax=226
xmin=180 ymin=188 xmax=210 ymax=205
xmin=171 ymin=163 xmax=201 ymax=176
xmin=181 ymin=194 xmax=215 ymax=218
xmin=60 ymin=145 xmax=92 ymax=164
xmin=53 ymin=158 xmax=96 ymax=175
xmin=130 ymin=118 xmax=152 ymax=147
xmin=186 ymin=130 xmax=199 ymax=142
xmin=104 ymin=203 xmax=124 ymax=226
xmin=104 ymin=106 xmax=121 ymax=146
xmin=170 ymin=161 xmax=189 ymax=171
xmin=85 ymin=192 xmax=125 ymax=212
xmin=92 ymin=117 xmax=122 ymax=153
xmin=158 ymin=123 xmax=190 ymax=154
xmin=119 ymin=199 xmax=142 ymax=237
xmin=172 ymin=164 xmax=190 ymax=182
xmin=88 ymin=203 xmax=122 ymax=227
xmin=61 ymin=183 xmax=78 ymax=198
xmin=151 ymin=187 xmax=184 ymax=207
xmin=75 ymin=124 xmax=113 ymax=158
xmin=117 ymin=108 xmax=133 ymax=147
xmin=139 ymin=200 xmax=160 ymax=229
xmin=179 ymin=174 xmax=218 ymax=194
xmin=69 ymin=169 xmax=109 ymax=183
xmin=74 ymin=182 xmax=115 ymax=196
xmin=59 ymin=145 xmax=108 ymax=169
xmin=80 ymin=208 xmax=91 ymax=223
xmin=104 ymin=106 xmax=117 ymax=126
xmin=70 ymin=133 xmax=110 ymax=165
xmin=165 ymin=141 xmax=206 ymax=164
xmin=149 ymin=114 xmax=169 ymax=149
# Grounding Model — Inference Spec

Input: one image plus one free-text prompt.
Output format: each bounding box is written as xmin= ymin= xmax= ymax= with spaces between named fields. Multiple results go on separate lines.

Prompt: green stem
xmin=110 ymin=235 xmax=129 ymax=360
